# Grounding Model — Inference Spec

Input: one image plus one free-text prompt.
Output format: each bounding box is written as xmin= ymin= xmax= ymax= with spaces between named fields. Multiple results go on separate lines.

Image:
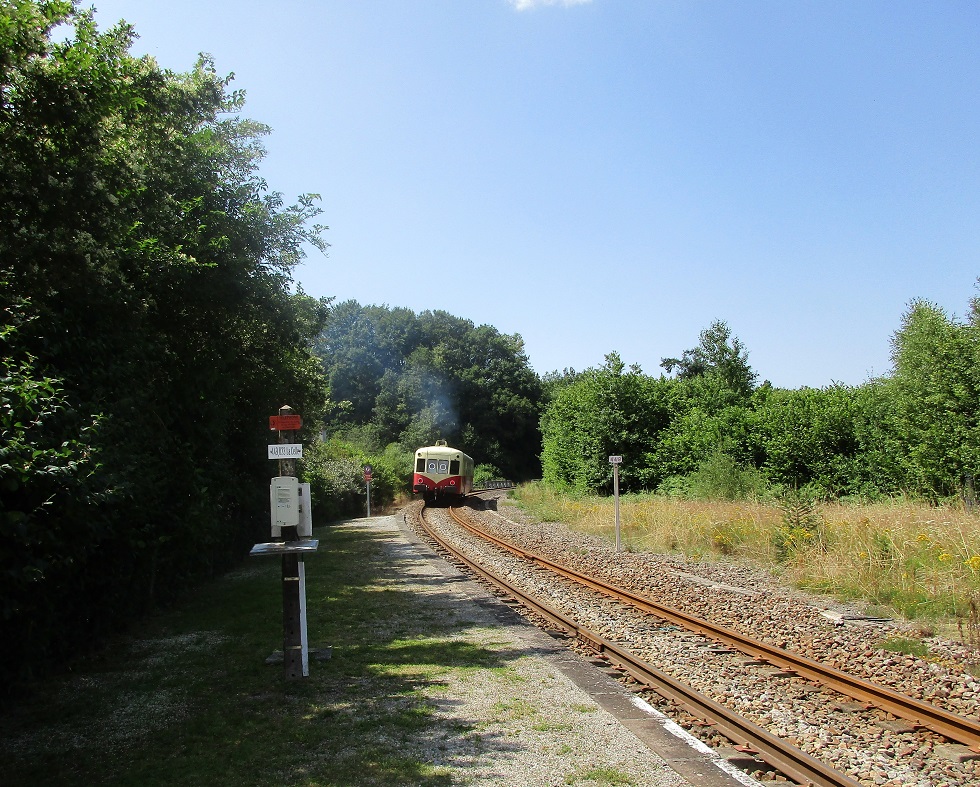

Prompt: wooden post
xmin=277 ymin=405 xmax=304 ymax=679
xmin=277 ymin=404 xmax=297 ymax=480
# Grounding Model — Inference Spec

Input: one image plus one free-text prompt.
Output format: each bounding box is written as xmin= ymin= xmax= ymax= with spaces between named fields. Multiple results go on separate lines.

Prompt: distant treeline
xmin=314 ymin=295 xmax=980 ymax=509
xmin=311 ymin=300 xmax=543 ymax=481
xmin=542 ymin=310 xmax=980 ymax=503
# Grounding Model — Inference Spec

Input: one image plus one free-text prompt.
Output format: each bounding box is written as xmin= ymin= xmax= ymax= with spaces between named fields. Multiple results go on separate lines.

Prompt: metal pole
xmin=277 ymin=404 xmax=304 ymax=680
xmin=298 ymin=560 xmax=309 ymax=677
xmin=366 ymin=479 xmax=371 ymax=517
xmin=614 ymin=463 xmax=621 ymax=553
xmin=282 ymin=554 xmax=304 ymax=679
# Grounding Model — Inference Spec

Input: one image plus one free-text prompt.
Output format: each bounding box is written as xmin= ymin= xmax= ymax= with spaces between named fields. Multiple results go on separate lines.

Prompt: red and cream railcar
xmin=413 ymin=441 xmax=474 ymax=503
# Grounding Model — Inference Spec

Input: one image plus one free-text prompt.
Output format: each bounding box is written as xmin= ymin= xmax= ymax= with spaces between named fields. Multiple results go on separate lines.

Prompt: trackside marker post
xmin=249 ymin=405 xmax=318 ymax=680
xmin=364 ymin=464 xmax=373 ymax=517
xmin=609 ymin=455 xmax=623 ymax=553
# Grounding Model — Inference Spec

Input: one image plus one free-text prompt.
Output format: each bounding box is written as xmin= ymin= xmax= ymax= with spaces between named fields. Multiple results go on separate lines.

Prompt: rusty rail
xmin=448 ymin=503 xmax=980 ymax=753
xmin=418 ymin=505 xmax=864 ymax=787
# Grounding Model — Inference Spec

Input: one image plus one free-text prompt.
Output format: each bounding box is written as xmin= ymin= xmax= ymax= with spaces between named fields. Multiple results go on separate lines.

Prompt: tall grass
xmin=513 ymin=483 xmax=980 ymax=639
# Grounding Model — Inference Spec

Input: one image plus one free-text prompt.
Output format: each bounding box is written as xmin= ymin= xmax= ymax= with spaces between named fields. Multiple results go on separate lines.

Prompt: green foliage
xmin=314 ymin=302 xmax=543 ymax=480
xmin=0 ymin=308 xmax=103 ymax=641
xmin=661 ymin=319 xmax=758 ymax=398
xmin=646 ymin=376 xmax=759 ymax=483
xmin=301 ymin=437 xmax=410 ymax=521
xmin=0 ymin=2 xmax=327 ymax=695
xmin=541 ymin=353 xmax=676 ymax=495
xmin=847 ymin=379 xmax=909 ymax=499
xmin=890 ymin=299 xmax=980 ymax=498
xmin=542 ymin=326 xmax=766 ymax=498
xmin=879 ymin=637 xmax=930 ymax=658
xmin=540 ymin=367 xmax=583 ymax=405
xmin=473 ymin=464 xmax=503 ymax=487
xmin=539 ymin=303 xmax=980 ymax=506
xmin=754 ymin=384 xmax=878 ymax=497
xmin=661 ymin=449 xmax=767 ymax=501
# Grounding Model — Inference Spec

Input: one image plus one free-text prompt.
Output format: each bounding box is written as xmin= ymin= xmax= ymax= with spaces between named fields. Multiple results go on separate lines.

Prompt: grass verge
xmin=512 ymin=483 xmax=980 ymax=640
xmin=0 ymin=521 xmax=512 ymax=787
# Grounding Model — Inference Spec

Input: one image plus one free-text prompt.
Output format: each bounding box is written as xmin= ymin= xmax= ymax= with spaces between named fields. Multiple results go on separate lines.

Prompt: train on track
xmin=413 ymin=440 xmax=474 ymax=503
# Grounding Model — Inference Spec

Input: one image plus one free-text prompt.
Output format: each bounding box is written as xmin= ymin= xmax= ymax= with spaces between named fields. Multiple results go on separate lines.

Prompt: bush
xmin=300 ymin=437 xmax=411 ymax=521
xmin=473 ymin=464 xmax=502 ymax=487
xmin=658 ymin=449 xmax=767 ymax=501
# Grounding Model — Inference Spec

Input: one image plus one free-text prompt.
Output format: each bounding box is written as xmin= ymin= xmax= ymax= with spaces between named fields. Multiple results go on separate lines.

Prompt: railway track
xmin=449 ymin=500 xmax=980 ymax=751
xmin=416 ymin=502 xmax=860 ymax=787
xmin=413 ymin=496 xmax=980 ymax=787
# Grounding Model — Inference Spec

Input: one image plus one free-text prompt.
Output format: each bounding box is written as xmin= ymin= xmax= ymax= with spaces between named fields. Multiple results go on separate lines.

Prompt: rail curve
xmin=416 ymin=502 xmax=866 ymax=787
xmin=445 ymin=503 xmax=980 ymax=752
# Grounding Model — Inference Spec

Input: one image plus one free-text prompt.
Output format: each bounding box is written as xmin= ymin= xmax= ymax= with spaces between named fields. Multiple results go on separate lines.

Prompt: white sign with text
xmin=268 ymin=443 xmax=303 ymax=459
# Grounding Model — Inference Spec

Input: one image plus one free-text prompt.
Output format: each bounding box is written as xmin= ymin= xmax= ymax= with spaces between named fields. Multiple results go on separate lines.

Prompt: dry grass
xmin=514 ymin=484 xmax=980 ymax=639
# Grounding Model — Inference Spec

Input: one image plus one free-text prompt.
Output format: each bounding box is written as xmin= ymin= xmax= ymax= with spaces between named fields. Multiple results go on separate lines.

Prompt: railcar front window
xmin=449 ymin=460 xmax=460 ymax=474
xmin=437 ymin=460 xmax=449 ymax=474
xmin=416 ymin=458 xmax=425 ymax=473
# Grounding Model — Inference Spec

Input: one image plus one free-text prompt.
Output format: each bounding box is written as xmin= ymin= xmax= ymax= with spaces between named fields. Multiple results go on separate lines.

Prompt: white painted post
xmin=614 ymin=464 xmax=621 ymax=552
xmin=299 ymin=560 xmax=309 ymax=677
xmin=609 ymin=456 xmax=623 ymax=553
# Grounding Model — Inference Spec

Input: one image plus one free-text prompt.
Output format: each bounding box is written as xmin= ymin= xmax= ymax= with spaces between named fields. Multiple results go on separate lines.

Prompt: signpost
xmin=609 ymin=455 xmax=622 ymax=553
xmin=364 ymin=464 xmax=373 ymax=517
xmin=250 ymin=405 xmax=318 ymax=680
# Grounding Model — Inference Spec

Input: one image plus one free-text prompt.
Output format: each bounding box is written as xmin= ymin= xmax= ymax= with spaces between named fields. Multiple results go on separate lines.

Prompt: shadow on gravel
xmin=0 ymin=516 xmax=536 ymax=787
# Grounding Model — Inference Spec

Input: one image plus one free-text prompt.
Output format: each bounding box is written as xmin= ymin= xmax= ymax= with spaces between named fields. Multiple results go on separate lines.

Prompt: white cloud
xmin=508 ymin=0 xmax=593 ymax=11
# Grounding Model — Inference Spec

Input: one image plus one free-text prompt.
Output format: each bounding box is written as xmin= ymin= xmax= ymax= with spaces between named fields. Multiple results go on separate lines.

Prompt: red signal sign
xmin=269 ymin=414 xmax=302 ymax=431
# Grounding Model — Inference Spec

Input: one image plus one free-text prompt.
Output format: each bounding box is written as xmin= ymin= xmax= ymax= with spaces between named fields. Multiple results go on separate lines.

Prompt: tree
xmin=0 ymin=1 xmax=328 ymax=693
xmin=754 ymin=385 xmax=866 ymax=496
xmin=889 ymin=299 xmax=980 ymax=498
xmin=541 ymin=353 xmax=676 ymax=493
xmin=661 ymin=320 xmax=758 ymax=398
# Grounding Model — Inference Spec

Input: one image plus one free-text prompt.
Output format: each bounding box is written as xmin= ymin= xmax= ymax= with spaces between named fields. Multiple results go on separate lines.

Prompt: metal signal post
xmin=251 ymin=405 xmax=318 ymax=680
xmin=364 ymin=464 xmax=373 ymax=517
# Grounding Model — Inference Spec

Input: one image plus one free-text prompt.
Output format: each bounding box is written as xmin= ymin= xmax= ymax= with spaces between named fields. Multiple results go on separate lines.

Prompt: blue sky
xmin=89 ymin=0 xmax=980 ymax=388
